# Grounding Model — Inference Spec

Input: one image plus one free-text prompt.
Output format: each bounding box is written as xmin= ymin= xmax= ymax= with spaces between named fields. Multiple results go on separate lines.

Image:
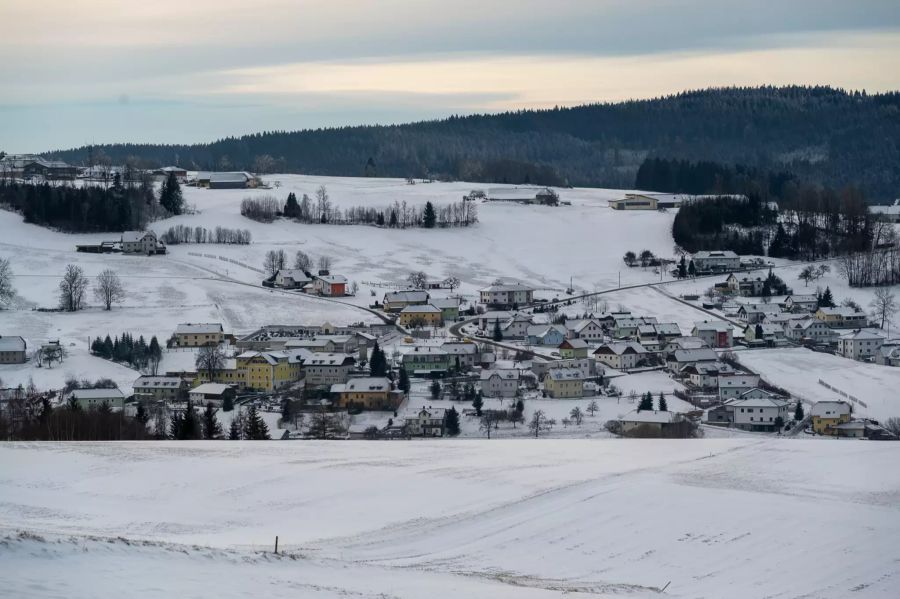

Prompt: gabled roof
xmin=304 ymin=352 xmax=355 ymax=366
xmin=384 ymin=290 xmax=429 ymax=303
xmin=593 ymin=341 xmax=647 ymax=356
xmin=480 ymin=283 xmax=533 ymax=293
xmin=340 ymin=377 xmax=392 ymax=392
xmin=122 ymin=230 xmax=154 ymax=243
xmin=429 ymin=298 xmax=460 ymax=309
xmin=810 ymin=401 xmax=851 ymax=417
xmin=0 ymin=336 xmax=26 ymax=352
xmin=318 ymin=274 xmax=347 ymax=284
xmin=480 ymin=368 xmax=519 ymax=381
xmin=189 ymin=383 xmax=233 ymax=395
xmin=134 ymin=376 xmax=184 ymax=389
xmin=401 ymin=304 xmax=442 ymax=314
xmin=545 ymin=367 xmax=584 ymax=381
xmin=621 ymin=409 xmax=680 ymax=424
xmin=70 ymin=388 xmax=124 ymax=400
xmin=839 ymin=329 xmax=885 ymax=341
xmin=175 ymin=323 xmax=223 ymax=335
xmin=670 ymin=348 xmax=718 ymax=363
xmin=441 ymin=342 xmax=478 ymax=355
xmin=276 ymin=269 xmax=311 ymax=281
xmin=693 ymin=250 xmax=739 ymax=259
xmin=559 ymin=338 xmax=588 ymax=349
xmin=209 ymin=171 xmax=251 ymax=183
xmin=693 ymin=320 xmax=732 ymax=333
xmin=729 ymin=394 xmax=788 ymax=408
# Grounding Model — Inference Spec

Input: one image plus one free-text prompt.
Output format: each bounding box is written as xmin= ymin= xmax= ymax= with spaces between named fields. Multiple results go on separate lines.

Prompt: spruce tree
xmin=398 ymin=366 xmax=410 ymax=395
xmin=444 ymin=406 xmax=460 ymax=436
xmin=135 ymin=403 xmax=148 ymax=425
xmin=223 ymin=394 xmax=234 ymax=412
xmin=423 ymin=201 xmax=437 ymax=228
xmin=180 ymin=400 xmax=200 ymax=440
xmin=430 ymin=379 xmax=442 ymax=400
xmin=202 ymin=402 xmax=222 ymax=439
xmin=228 ymin=418 xmax=241 ymax=440
xmin=243 ymin=405 xmax=270 ymax=440
xmin=688 ymin=260 xmax=696 ymax=277
xmin=678 ymin=255 xmax=687 ymax=278
xmin=658 ymin=392 xmax=668 ymax=412
xmin=492 ymin=319 xmax=503 ymax=342
xmin=472 ymin=394 xmax=483 ymax=416
xmin=638 ymin=392 xmax=654 ymax=412
xmin=159 ymin=172 xmax=184 ymax=215
xmin=794 ymin=401 xmax=804 ymax=421
xmin=820 ymin=286 xmax=835 ymax=308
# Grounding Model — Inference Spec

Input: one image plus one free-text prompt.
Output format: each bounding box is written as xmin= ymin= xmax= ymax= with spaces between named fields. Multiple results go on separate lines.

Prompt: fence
xmin=817 ymin=379 xmax=868 ymax=408
xmin=186 ymin=251 xmax=265 ymax=274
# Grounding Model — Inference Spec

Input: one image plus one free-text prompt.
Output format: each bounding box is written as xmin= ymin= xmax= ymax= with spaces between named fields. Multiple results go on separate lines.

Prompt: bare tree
xmin=349 ymin=281 xmax=359 ymax=295
xmin=586 ymin=400 xmax=599 ymax=417
xmin=528 ymin=409 xmax=555 ymax=438
xmin=884 ymin=416 xmax=900 ymax=438
xmin=58 ymin=264 xmax=88 ymax=311
xmin=479 ymin=412 xmax=498 ymax=438
xmin=93 ymin=269 xmax=125 ymax=310
xmin=195 ymin=345 xmax=226 ymax=382
xmin=35 ymin=343 xmax=66 ymax=368
xmin=570 ymin=406 xmax=584 ymax=425
xmin=317 ymin=255 xmax=332 ymax=272
xmin=407 ymin=271 xmax=428 ymax=290
xmin=263 ymin=250 xmax=286 ymax=277
xmin=315 ymin=185 xmax=331 ymax=223
xmin=870 ymin=287 xmax=897 ymax=329
xmin=798 ymin=265 xmax=816 ymax=287
xmin=293 ymin=250 xmax=311 ymax=272
xmin=0 ymin=257 xmax=13 ymax=307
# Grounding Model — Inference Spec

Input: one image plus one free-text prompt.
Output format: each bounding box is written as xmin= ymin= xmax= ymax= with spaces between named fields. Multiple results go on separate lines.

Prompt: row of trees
xmin=263 ymin=249 xmax=335 ymax=278
xmin=90 ymin=333 xmax=163 ymax=372
xmin=158 ymin=224 xmax=251 ymax=245
xmin=240 ymin=196 xmax=280 ymax=222
xmin=58 ymin=265 xmax=126 ymax=311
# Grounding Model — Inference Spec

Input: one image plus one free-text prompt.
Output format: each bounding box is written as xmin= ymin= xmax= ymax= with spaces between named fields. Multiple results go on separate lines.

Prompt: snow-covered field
xmin=2 ymin=440 xmax=898 ymax=598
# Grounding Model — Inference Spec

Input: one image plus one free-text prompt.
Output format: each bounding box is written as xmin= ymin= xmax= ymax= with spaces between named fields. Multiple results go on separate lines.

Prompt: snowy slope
xmin=1 ymin=440 xmax=898 ymax=598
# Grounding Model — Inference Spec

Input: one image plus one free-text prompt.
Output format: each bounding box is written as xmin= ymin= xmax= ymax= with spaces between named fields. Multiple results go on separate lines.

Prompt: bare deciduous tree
xmin=263 ymin=249 xmax=286 ymax=277
xmin=293 ymin=250 xmax=311 ymax=272
xmin=0 ymin=257 xmax=13 ymax=307
xmin=93 ymin=269 xmax=125 ymax=310
xmin=195 ymin=345 xmax=226 ymax=382
xmin=870 ymin=287 xmax=897 ymax=329
xmin=407 ymin=271 xmax=428 ymax=290
xmin=58 ymin=264 xmax=88 ymax=311
xmin=317 ymin=255 xmax=332 ymax=272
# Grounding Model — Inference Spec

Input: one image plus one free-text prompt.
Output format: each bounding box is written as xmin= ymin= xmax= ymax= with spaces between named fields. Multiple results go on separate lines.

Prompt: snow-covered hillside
xmin=1 ymin=440 xmax=898 ymax=598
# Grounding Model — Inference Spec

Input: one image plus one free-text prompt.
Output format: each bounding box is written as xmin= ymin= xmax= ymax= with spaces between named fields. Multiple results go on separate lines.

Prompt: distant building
xmin=312 ymin=274 xmax=347 ymax=297
xmin=208 ymin=171 xmax=256 ymax=189
xmin=429 ymin=298 xmax=460 ymax=322
xmin=121 ymin=230 xmax=166 ymax=255
xmin=838 ymin=329 xmax=885 ymax=361
xmin=274 ymin=269 xmax=312 ymax=289
xmin=691 ymin=321 xmax=734 ymax=348
xmin=331 ymin=377 xmax=403 ymax=411
xmin=486 ymin=186 xmax=558 ymax=204
xmin=303 ymin=353 xmax=356 ymax=388
xmin=133 ymin=376 xmax=188 ymax=403
xmin=383 ymin=290 xmax=430 ymax=312
xmin=526 ymin=324 xmax=566 ymax=346
xmin=717 ymin=374 xmax=761 ymax=401
xmin=811 ymin=401 xmax=852 ymax=435
xmin=558 ymin=338 xmax=589 ymax=359
xmin=189 ymin=383 xmax=235 ymax=405
xmin=479 ymin=283 xmax=534 ymax=309
xmin=727 ymin=392 xmax=790 ymax=432
xmin=401 ymin=346 xmax=451 ymax=376
xmin=70 ymin=388 xmax=125 ymax=411
xmin=815 ymin=307 xmax=868 ymax=329
xmin=174 ymin=323 xmax=224 ymax=347
xmin=543 ymin=367 xmax=584 ymax=398
xmin=593 ymin=341 xmax=648 ymax=370
xmin=480 ymin=369 xmax=519 ymax=398
xmin=619 ymin=410 xmax=686 ymax=433
xmin=0 ymin=336 xmax=27 ymax=364
xmin=691 ymin=251 xmax=740 ymax=274
xmin=398 ymin=304 xmax=443 ymax=327
xmin=608 ymin=193 xmax=748 ymax=211
xmin=404 ymin=407 xmax=446 ymax=436
xmin=22 ymin=158 xmax=77 ymax=180
xmin=870 ymin=201 xmax=900 ymax=223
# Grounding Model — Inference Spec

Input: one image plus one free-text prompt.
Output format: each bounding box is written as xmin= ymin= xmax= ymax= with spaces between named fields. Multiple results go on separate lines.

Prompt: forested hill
xmin=44 ymin=86 xmax=900 ymax=199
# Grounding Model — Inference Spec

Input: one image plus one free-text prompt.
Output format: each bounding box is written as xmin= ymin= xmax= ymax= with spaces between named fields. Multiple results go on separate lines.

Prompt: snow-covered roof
xmin=480 ymin=369 xmax=519 ymax=381
xmin=122 ymin=230 xmax=153 ymax=243
xmin=486 ymin=186 xmax=554 ymax=201
xmin=839 ymin=329 xmax=885 ymax=341
xmin=786 ymin=294 xmax=818 ymax=303
xmin=304 ymin=352 xmax=354 ymax=366
xmin=545 ymin=367 xmax=584 ymax=381
xmin=134 ymin=376 xmax=184 ymax=389
xmin=0 ymin=336 xmax=26 ymax=352
xmin=480 ymin=283 xmax=534 ymax=293
xmin=209 ymin=171 xmax=251 ymax=183
xmin=693 ymin=250 xmax=739 ymax=259
xmin=175 ymin=323 xmax=223 ymax=335
xmin=441 ymin=342 xmax=478 ymax=355
xmin=276 ymin=269 xmax=311 ymax=280
xmin=560 ymin=338 xmax=588 ymax=349
xmin=384 ymin=290 xmax=429 ymax=303
xmin=729 ymin=395 xmax=788 ymax=409
xmin=401 ymin=304 xmax=442 ymax=314
xmin=818 ymin=307 xmax=864 ymax=317
xmin=70 ymin=388 xmax=124 ymax=400
xmin=318 ymin=275 xmax=347 ymax=284
xmin=339 ymin=377 xmax=392 ymax=392
xmin=594 ymin=341 xmax=647 ymax=355
xmin=189 ymin=383 xmax=233 ymax=395
xmin=621 ymin=409 xmax=680 ymax=424
xmin=670 ymin=348 xmax=718 ymax=363
xmin=693 ymin=320 xmax=732 ymax=332
xmin=429 ymin=298 xmax=460 ymax=309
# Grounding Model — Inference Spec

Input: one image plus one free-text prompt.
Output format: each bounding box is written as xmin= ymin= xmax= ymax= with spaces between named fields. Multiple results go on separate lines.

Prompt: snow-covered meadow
xmin=1 ymin=439 xmax=898 ymax=598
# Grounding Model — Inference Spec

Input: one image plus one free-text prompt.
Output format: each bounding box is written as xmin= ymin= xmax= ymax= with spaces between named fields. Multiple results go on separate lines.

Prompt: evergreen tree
xmin=369 ymin=341 xmax=387 ymax=376
xmin=430 ymin=379 xmax=442 ymax=400
xmin=755 ymin=323 xmax=764 ymax=340
xmin=228 ymin=418 xmax=241 ymax=440
xmin=794 ymin=401 xmax=805 ymax=421
xmin=243 ymin=404 xmax=271 ymax=440
xmin=658 ymin=392 xmax=668 ymax=412
xmin=444 ymin=406 xmax=460 ymax=436
xmin=223 ymin=394 xmax=234 ymax=412
xmin=472 ymin=394 xmax=483 ymax=416
xmin=638 ymin=392 xmax=654 ymax=412
xmin=492 ymin=319 xmax=503 ymax=342
xmin=281 ymin=398 xmax=293 ymax=425
xmin=423 ymin=201 xmax=437 ymax=228
xmin=135 ymin=403 xmax=148 ymax=425
xmin=169 ymin=410 xmax=183 ymax=439
xmin=284 ymin=192 xmax=300 ymax=218
xmin=202 ymin=402 xmax=222 ymax=439
xmin=389 ymin=209 xmax=398 ymax=227
xmin=678 ymin=255 xmax=687 ymax=278
xmin=159 ymin=172 xmax=184 ymax=215
xmin=398 ymin=366 xmax=410 ymax=395
xmin=688 ymin=260 xmax=696 ymax=277
xmin=179 ymin=400 xmax=200 ymax=440
xmin=819 ymin=286 xmax=835 ymax=308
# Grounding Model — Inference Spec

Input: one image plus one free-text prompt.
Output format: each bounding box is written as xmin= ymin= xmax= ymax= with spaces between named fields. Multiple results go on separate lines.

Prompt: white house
xmin=784 ymin=294 xmax=818 ymax=312
xmin=480 ymin=369 xmax=520 ymax=398
xmin=274 ymin=269 xmax=312 ymax=289
xmin=782 ymin=318 xmax=837 ymax=344
xmin=592 ymin=341 xmax=648 ymax=370
xmin=728 ymin=392 xmax=790 ymax=431
xmin=691 ymin=250 xmax=740 ymax=273
xmin=404 ymin=407 xmax=446 ymax=437
xmin=122 ymin=230 xmax=165 ymax=255
xmin=667 ymin=348 xmax=718 ymax=373
xmin=838 ymin=329 xmax=885 ymax=361
xmin=69 ymin=388 xmax=125 ymax=411
xmin=479 ymin=283 xmax=534 ymax=308
xmin=679 ymin=361 xmax=734 ymax=389
xmin=565 ymin=319 xmax=605 ymax=342
xmin=717 ymin=373 xmax=761 ymax=400
xmin=691 ymin=320 xmax=734 ymax=348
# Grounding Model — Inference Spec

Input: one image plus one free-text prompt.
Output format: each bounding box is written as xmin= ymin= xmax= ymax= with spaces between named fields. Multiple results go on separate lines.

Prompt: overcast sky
xmin=2 ymin=0 xmax=899 ymax=152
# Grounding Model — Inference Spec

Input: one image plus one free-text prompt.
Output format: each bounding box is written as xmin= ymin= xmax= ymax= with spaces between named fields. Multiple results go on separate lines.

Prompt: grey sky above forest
xmin=2 ymin=0 xmax=898 ymax=151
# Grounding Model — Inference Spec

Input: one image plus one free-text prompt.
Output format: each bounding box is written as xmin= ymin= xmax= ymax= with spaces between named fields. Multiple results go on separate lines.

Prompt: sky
xmin=1 ymin=0 xmax=899 ymax=153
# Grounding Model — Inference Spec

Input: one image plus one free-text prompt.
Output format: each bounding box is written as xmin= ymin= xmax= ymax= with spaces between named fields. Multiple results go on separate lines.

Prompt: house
xmin=188 ymin=383 xmax=235 ymax=405
xmin=680 ymin=361 xmax=734 ymax=390
xmin=402 ymin=346 xmax=452 ymax=375
xmin=811 ymin=401 xmax=852 ymax=435
xmin=331 ymin=377 xmax=403 ymax=411
xmin=815 ymin=307 xmax=868 ymax=329
xmin=717 ymin=374 xmax=761 ymax=400
xmin=121 ymin=230 xmax=166 ymax=255
xmin=743 ymin=323 xmax=785 ymax=344
xmin=784 ymin=294 xmax=818 ymax=313
xmin=782 ymin=318 xmax=837 ymax=344
xmin=486 ymin=186 xmax=558 ymax=204
xmin=404 ymin=407 xmax=446 ymax=436
xmin=870 ymin=201 xmax=900 ymax=223
xmin=667 ymin=348 xmax=718 ymax=373
xmin=565 ymin=319 xmax=605 ymax=342
xmin=174 ymin=323 xmax=224 ymax=347
xmin=619 ymin=410 xmax=686 ymax=433
xmin=543 ymin=368 xmax=584 ymax=398
xmin=738 ymin=304 xmax=782 ymax=324
xmin=692 ymin=250 xmax=740 ymax=274
xmin=313 ymin=274 xmax=347 ymax=297
xmin=612 ymin=316 xmax=657 ymax=339
xmin=236 ymin=350 xmax=302 ymax=391
xmin=728 ymin=392 xmax=790 ymax=431
xmin=835 ymin=421 xmax=867 ymax=438
xmin=480 ymin=369 xmax=520 ymax=398
xmin=70 ymin=388 xmax=126 ymax=411
xmin=838 ymin=329 xmax=885 ymax=361
xmin=383 ymin=290 xmax=430 ymax=312
xmin=208 ymin=171 xmax=256 ymax=189
xmin=526 ymin=325 xmax=566 ymax=346
xmin=429 ymin=298 xmax=460 ymax=322
xmin=0 ymin=336 xmax=26 ymax=364
xmin=593 ymin=342 xmax=648 ymax=370
xmin=558 ymin=338 xmax=589 ymax=359
xmin=479 ymin=283 xmax=534 ymax=309
xmin=302 ymin=353 xmax=356 ymax=388
xmin=499 ymin=313 xmax=534 ymax=339
xmin=532 ymin=358 xmax=602 ymax=381
xmin=608 ymin=194 xmax=659 ymax=210
xmin=662 ymin=336 xmax=708 ymax=357
xmin=440 ymin=342 xmax=481 ymax=369
xmin=22 ymin=158 xmax=78 ymax=180
xmin=398 ymin=304 xmax=443 ymax=327
xmin=274 ymin=269 xmax=312 ymax=289
xmin=156 ymin=166 xmax=188 ymax=179
xmin=691 ymin=321 xmax=734 ymax=348
xmin=724 ymin=273 xmax=765 ymax=297
xmin=133 ymin=376 xmax=189 ymax=402
xmin=875 ymin=342 xmax=900 ymax=367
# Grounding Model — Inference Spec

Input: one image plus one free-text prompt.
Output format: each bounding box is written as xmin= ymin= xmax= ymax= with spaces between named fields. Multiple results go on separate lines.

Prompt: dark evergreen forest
xmin=40 ymin=86 xmax=900 ymax=200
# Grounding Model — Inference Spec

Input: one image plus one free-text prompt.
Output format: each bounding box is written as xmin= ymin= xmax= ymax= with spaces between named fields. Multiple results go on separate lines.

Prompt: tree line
xmin=90 ymin=333 xmax=163 ymax=373
xmin=158 ymin=224 xmax=251 ymax=245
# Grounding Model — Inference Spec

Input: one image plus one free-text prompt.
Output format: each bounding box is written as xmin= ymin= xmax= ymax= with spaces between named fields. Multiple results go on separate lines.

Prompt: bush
xmin=240 ymin=196 xmax=280 ymax=222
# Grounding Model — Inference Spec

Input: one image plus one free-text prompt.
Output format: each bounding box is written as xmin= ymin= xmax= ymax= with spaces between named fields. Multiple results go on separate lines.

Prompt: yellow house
xmin=331 ymin=377 xmax=404 ymax=411
xmin=398 ymin=304 xmax=443 ymax=327
xmin=236 ymin=351 xmax=302 ymax=392
xmin=543 ymin=368 xmax=584 ymax=398
xmin=174 ymin=323 xmax=224 ymax=347
xmin=810 ymin=401 xmax=851 ymax=435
